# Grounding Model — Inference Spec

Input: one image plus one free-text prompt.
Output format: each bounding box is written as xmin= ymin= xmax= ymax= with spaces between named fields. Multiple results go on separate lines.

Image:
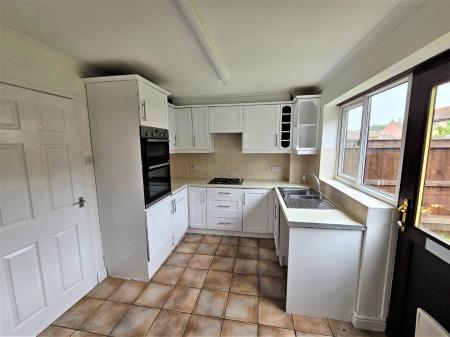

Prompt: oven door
xmin=143 ymin=162 xmax=172 ymax=207
xmin=141 ymin=139 xmax=170 ymax=167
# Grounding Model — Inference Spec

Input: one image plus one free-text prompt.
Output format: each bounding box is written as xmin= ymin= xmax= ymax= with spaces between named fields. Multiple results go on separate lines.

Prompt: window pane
xmin=417 ymin=81 xmax=450 ymax=244
xmin=342 ymin=105 xmax=363 ymax=178
xmin=363 ymin=82 xmax=408 ymax=195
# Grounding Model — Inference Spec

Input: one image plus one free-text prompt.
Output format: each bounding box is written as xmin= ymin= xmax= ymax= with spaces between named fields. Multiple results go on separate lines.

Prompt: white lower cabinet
xmin=207 ymin=188 xmax=243 ymax=231
xmin=146 ymin=188 xmax=188 ymax=277
xmin=146 ymin=195 xmax=174 ymax=277
xmin=243 ymin=189 xmax=270 ymax=233
xmin=273 ymin=196 xmax=280 ymax=256
xmin=189 ymin=187 xmax=207 ymax=229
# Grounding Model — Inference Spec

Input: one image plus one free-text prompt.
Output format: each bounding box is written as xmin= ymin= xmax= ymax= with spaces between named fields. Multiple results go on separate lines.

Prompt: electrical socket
xmin=271 ymin=165 xmax=281 ymax=172
xmin=190 ymin=164 xmax=200 ymax=171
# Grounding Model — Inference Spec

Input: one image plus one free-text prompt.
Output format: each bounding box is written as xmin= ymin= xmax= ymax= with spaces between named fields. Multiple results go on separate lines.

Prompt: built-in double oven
xmin=140 ymin=126 xmax=171 ymax=207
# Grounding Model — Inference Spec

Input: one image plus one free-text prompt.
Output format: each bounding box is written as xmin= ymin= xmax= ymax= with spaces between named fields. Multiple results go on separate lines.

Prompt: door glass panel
xmin=416 ymin=81 xmax=450 ymax=244
xmin=363 ymin=82 xmax=409 ymax=195
xmin=342 ymin=105 xmax=363 ymax=179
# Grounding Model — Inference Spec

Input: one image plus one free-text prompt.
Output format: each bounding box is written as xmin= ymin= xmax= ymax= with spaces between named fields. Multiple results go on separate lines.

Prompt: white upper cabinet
xmin=138 ymin=80 xmax=169 ymax=129
xmin=242 ymin=104 xmax=280 ymax=153
xmin=168 ymin=106 xmax=177 ymax=153
xmin=192 ymin=107 xmax=210 ymax=151
xmin=243 ymin=189 xmax=270 ymax=233
xmin=175 ymin=108 xmax=193 ymax=150
xmin=294 ymin=96 xmax=321 ymax=155
xmin=189 ymin=187 xmax=207 ymax=229
xmin=174 ymin=107 xmax=213 ymax=153
xmin=209 ymin=105 xmax=243 ymax=133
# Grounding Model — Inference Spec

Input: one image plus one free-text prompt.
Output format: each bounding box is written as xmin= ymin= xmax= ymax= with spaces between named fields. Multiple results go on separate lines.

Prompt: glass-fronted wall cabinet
xmin=294 ymin=96 xmax=321 ymax=155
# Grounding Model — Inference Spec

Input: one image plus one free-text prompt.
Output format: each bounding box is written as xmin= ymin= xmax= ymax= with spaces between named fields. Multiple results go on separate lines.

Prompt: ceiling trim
xmin=176 ymin=0 xmax=229 ymax=84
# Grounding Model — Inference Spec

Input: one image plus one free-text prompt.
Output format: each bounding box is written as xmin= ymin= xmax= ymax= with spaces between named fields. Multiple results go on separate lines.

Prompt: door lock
xmin=397 ymin=198 xmax=408 ymax=232
xmin=72 ymin=197 xmax=86 ymax=208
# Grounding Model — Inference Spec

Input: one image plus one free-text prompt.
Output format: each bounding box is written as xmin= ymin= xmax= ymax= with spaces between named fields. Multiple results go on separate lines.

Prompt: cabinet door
xmin=168 ymin=106 xmax=177 ymax=152
xmin=209 ymin=106 xmax=243 ymax=133
xmin=243 ymin=105 xmax=280 ymax=152
xmin=173 ymin=188 xmax=188 ymax=245
xmin=175 ymin=108 xmax=193 ymax=150
xmin=192 ymin=107 xmax=210 ymax=150
xmin=295 ymin=98 xmax=320 ymax=155
xmin=188 ymin=187 xmax=206 ymax=229
xmin=138 ymin=81 xmax=168 ymax=129
xmin=243 ymin=189 xmax=270 ymax=233
xmin=273 ymin=197 xmax=280 ymax=255
xmin=146 ymin=196 xmax=174 ymax=264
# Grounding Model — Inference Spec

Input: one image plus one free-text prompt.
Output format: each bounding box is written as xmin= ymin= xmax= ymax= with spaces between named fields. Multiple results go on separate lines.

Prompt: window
xmin=337 ymin=78 xmax=410 ymax=202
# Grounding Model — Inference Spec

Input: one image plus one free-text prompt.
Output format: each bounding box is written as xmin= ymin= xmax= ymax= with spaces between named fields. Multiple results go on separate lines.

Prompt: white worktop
xmin=171 ymin=177 xmax=364 ymax=230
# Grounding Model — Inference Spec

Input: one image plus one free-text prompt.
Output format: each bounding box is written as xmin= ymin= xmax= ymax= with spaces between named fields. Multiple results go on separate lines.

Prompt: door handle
xmin=72 ymin=197 xmax=86 ymax=208
xmin=397 ymin=198 xmax=408 ymax=232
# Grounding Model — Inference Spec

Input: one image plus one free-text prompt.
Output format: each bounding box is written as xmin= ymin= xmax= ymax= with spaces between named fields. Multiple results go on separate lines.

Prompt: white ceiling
xmin=0 ymin=0 xmax=402 ymax=102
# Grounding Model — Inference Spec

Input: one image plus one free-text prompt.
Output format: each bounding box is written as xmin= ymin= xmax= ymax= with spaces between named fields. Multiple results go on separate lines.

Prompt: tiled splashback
xmin=170 ymin=134 xmax=318 ymax=182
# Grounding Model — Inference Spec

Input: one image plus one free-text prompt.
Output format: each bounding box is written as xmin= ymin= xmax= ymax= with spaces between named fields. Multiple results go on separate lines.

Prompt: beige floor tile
xmin=176 ymin=242 xmax=200 ymax=254
xmin=79 ymin=301 xmax=130 ymax=335
xmin=221 ymin=236 xmax=239 ymax=246
xmin=221 ymin=320 xmax=258 ymax=337
xmin=135 ymin=283 xmax=173 ymax=308
xmin=86 ymin=277 xmax=124 ymax=300
xmin=146 ymin=310 xmax=190 ymax=337
xmin=296 ymin=332 xmax=331 ymax=337
xmin=184 ymin=234 xmax=204 ymax=243
xmin=53 ymin=297 xmax=104 ymax=329
xmin=163 ymin=286 xmax=200 ymax=313
xmin=71 ymin=332 xmax=103 ymax=337
xmin=239 ymin=238 xmax=258 ymax=247
xmin=292 ymin=315 xmax=332 ymax=335
xmin=230 ymin=274 xmax=258 ymax=295
xmin=110 ymin=305 xmax=159 ymax=337
xmin=259 ymin=261 xmax=285 ymax=278
xmin=165 ymin=253 xmax=193 ymax=268
xmin=201 ymin=234 xmax=222 ymax=244
xmin=183 ymin=314 xmax=223 ymax=337
xmin=188 ymin=254 xmax=214 ymax=269
xmin=258 ymin=298 xmax=293 ymax=329
xmin=224 ymin=293 xmax=258 ymax=323
xmin=193 ymin=289 xmax=228 ymax=318
xmin=108 ymin=279 xmax=147 ymax=303
xmin=196 ymin=243 xmax=218 ymax=255
xmin=211 ymin=256 xmax=235 ymax=272
xmin=259 ymin=325 xmax=296 ymax=337
xmin=151 ymin=266 xmax=184 ymax=285
xmin=259 ymin=248 xmax=278 ymax=262
xmin=238 ymin=246 xmax=259 ymax=259
xmin=259 ymin=239 xmax=275 ymax=249
xmin=328 ymin=320 xmax=372 ymax=337
xmin=203 ymin=271 xmax=233 ymax=292
xmin=177 ymin=268 xmax=208 ymax=288
xmin=216 ymin=244 xmax=238 ymax=257
xmin=234 ymin=258 xmax=259 ymax=275
xmin=38 ymin=325 xmax=75 ymax=337
xmin=259 ymin=276 xmax=286 ymax=299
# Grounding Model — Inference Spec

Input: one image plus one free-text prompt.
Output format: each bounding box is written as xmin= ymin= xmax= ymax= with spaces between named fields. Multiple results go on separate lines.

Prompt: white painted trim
xmin=176 ymin=0 xmax=229 ymax=84
xmin=96 ymin=267 xmax=108 ymax=283
xmin=83 ymin=74 xmax=170 ymax=95
xmin=351 ymin=311 xmax=386 ymax=332
xmin=187 ymin=228 xmax=273 ymax=238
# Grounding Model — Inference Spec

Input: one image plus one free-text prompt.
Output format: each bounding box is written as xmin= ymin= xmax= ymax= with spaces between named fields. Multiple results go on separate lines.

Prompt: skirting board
xmin=352 ymin=311 xmax=386 ymax=332
xmin=187 ymin=228 xmax=273 ymax=238
xmin=97 ymin=266 xmax=108 ymax=283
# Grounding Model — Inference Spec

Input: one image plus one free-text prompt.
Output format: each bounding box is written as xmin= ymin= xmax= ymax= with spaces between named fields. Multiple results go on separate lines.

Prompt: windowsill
xmin=321 ymin=178 xmax=395 ymax=209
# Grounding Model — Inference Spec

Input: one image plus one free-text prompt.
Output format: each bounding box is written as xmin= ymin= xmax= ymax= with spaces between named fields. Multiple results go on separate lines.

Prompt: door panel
xmin=188 ymin=187 xmax=206 ymax=229
xmin=243 ymin=189 xmax=269 ymax=233
xmin=175 ymin=108 xmax=193 ymax=150
xmin=0 ymin=83 xmax=96 ymax=336
xmin=192 ymin=107 xmax=209 ymax=150
xmin=243 ymin=104 xmax=279 ymax=151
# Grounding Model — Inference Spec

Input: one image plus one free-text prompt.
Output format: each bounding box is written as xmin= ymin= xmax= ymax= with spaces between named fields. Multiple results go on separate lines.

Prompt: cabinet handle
xmin=218 ymin=222 xmax=231 ymax=225
xmin=193 ymin=135 xmax=196 ymax=147
xmin=243 ymin=193 xmax=246 ymax=205
xmin=142 ymin=101 xmax=147 ymax=121
xmin=174 ymin=135 xmax=177 ymax=146
xmin=217 ymin=205 xmax=230 ymax=208
xmin=174 ymin=199 xmax=177 ymax=213
xmin=275 ymin=133 xmax=278 ymax=146
xmin=218 ymin=192 xmax=231 ymax=195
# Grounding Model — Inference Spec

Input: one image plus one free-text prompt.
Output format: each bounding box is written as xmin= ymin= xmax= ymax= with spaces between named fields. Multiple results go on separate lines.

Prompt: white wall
xmin=0 ymin=26 xmax=105 ymax=275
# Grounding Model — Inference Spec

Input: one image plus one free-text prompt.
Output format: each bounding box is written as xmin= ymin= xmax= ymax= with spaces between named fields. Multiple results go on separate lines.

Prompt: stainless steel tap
xmin=302 ymin=173 xmax=322 ymax=198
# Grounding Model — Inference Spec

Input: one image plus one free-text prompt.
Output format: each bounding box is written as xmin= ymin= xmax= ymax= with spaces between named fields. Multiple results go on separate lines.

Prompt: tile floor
xmin=41 ymin=234 xmax=385 ymax=337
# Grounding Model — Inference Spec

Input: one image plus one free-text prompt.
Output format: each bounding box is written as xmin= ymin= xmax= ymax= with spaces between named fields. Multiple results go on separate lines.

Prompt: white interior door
xmin=0 ymin=83 xmax=96 ymax=336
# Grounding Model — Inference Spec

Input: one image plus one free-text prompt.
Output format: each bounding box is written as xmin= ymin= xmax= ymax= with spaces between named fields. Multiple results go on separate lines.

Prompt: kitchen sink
xmin=278 ymin=187 xmax=336 ymax=209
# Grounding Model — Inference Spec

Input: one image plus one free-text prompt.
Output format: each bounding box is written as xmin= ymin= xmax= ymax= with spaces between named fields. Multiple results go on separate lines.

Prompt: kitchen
xmin=1 ymin=1 xmax=449 ymax=337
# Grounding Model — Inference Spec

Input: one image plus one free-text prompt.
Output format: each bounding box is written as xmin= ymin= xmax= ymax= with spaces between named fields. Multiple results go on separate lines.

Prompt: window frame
xmin=336 ymin=76 xmax=412 ymax=205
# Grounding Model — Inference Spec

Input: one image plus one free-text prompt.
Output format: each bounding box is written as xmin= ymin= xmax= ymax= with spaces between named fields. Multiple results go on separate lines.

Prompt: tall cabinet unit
xmin=85 ymin=75 xmax=170 ymax=281
xmin=294 ymin=96 xmax=321 ymax=155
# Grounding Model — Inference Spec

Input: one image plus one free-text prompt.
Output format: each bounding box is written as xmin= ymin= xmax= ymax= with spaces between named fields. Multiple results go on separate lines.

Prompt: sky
xmin=347 ymin=80 xmax=450 ymax=132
